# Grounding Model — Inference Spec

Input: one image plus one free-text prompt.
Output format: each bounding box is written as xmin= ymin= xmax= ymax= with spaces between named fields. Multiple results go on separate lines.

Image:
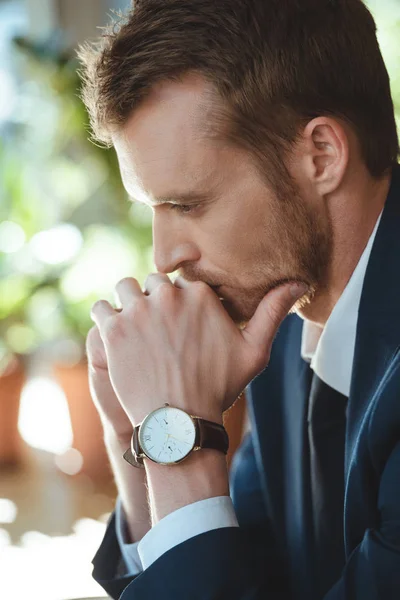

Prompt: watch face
xmin=139 ymin=406 xmax=196 ymax=465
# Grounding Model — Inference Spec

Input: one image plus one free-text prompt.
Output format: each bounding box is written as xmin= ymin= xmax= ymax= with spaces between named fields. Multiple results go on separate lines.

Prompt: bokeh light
xmin=29 ymin=224 xmax=83 ymax=265
xmin=0 ymin=221 xmax=26 ymax=253
xmin=0 ymin=499 xmax=18 ymax=524
xmin=0 ymin=68 xmax=16 ymax=124
xmin=18 ymin=377 xmax=73 ymax=454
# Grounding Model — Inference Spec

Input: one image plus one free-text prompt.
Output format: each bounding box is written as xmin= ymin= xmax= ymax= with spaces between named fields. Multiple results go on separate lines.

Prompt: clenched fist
xmin=90 ymin=274 xmax=308 ymax=430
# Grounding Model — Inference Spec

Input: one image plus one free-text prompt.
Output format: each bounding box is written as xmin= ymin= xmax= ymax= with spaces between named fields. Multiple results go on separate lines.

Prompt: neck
xmin=297 ymin=167 xmax=393 ymax=327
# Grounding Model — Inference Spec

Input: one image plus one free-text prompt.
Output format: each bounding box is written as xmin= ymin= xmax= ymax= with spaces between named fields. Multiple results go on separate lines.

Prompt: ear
xmin=300 ymin=117 xmax=349 ymax=195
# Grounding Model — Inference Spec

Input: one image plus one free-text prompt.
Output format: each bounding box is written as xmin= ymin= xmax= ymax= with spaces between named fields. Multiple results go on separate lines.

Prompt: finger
xmin=174 ymin=276 xmax=219 ymax=295
xmin=243 ymin=282 xmax=308 ymax=352
xmin=173 ymin=275 xmax=191 ymax=289
xmin=143 ymin=273 xmax=173 ymax=295
xmin=115 ymin=277 xmax=143 ymax=307
xmin=90 ymin=299 xmax=116 ymax=327
xmin=86 ymin=326 xmax=108 ymax=371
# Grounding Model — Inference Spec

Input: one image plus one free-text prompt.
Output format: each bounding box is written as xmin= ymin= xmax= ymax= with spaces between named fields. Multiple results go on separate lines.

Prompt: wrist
xmin=144 ymin=448 xmax=229 ymax=524
xmin=103 ymin=424 xmax=133 ymax=451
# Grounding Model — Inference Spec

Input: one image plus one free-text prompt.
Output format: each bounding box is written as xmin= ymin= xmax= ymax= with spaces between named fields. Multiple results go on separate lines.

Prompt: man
xmin=79 ymin=0 xmax=400 ymax=598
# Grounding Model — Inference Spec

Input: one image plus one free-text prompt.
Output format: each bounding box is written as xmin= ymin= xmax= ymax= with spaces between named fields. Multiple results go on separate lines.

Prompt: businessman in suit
xmin=80 ymin=0 xmax=400 ymax=598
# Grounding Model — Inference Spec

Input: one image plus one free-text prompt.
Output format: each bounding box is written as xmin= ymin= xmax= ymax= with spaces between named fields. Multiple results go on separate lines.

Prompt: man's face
xmin=113 ymin=74 xmax=332 ymax=325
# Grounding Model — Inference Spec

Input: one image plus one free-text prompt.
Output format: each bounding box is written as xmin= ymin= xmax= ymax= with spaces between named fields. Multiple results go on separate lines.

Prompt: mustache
xmin=177 ymin=270 xmax=310 ymax=298
xmin=177 ymin=267 xmax=222 ymax=288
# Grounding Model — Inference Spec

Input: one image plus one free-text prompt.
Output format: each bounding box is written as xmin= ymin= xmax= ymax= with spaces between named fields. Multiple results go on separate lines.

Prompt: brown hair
xmin=78 ymin=0 xmax=399 ymax=185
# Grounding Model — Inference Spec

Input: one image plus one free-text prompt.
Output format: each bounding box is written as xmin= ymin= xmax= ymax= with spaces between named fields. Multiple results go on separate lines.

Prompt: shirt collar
xmin=300 ymin=210 xmax=383 ymax=396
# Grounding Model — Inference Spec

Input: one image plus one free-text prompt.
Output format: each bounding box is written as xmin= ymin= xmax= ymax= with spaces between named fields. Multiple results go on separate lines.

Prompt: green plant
xmin=0 ymin=36 xmax=153 ymax=363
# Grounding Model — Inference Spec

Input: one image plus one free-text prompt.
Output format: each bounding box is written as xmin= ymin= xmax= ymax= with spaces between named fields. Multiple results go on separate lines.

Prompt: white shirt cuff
xmin=115 ymin=497 xmax=143 ymax=575
xmin=138 ymin=495 xmax=239 ymax=570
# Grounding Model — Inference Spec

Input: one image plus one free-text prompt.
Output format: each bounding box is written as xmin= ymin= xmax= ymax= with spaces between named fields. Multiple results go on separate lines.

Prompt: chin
xmin=221 ymin=281 xmax=314 ymax=328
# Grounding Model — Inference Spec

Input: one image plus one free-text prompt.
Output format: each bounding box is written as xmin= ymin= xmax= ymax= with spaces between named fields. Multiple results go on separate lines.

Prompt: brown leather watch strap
xmin=123 ymin=447 xmax=145 ymax=468
xmin=123 ymin=424 xmax=145 ymax=468
xmin=194 ymin=417 xmax=229 ymax=454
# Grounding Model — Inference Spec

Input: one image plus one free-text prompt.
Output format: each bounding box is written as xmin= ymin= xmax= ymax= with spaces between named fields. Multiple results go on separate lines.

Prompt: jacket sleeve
xmin=92 ymin=511 xmax=137 ymax=600
xmin=94 ymin=435 xmax=400 ymax=600
xmin=92 ymin=432 xmax=288 ymax=599
xmin=117 ymin=439 xmax=400 ymax=600
xmin=325 ymin=439 xmax=400 ymax=600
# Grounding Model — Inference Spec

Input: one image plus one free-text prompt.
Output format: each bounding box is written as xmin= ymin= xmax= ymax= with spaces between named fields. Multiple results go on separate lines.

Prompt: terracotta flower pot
xmin=53 ymin=360 xmax=113 ymax=485
xmin=0 ymin=355 xmax=26 ymax=467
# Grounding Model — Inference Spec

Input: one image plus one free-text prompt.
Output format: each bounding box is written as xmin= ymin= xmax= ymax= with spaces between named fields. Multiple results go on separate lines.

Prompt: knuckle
xmin=91 ymin=299 xmax=104 ymax=314
xmin=135 ymin=295 xmax=149 ymax=313
xmin=143 ymin=273 xmax=155 ymax=288
xmin=116 ymin=276 xmax=135 ymax=289
xmin=154 ymin=281 xmax=176 ymax=301
xmin=123 ymin=297 xmax=148 ymax=324
xmin=103 ymin=316 xmax=123 ymax=342
xmin=124 ymin=303 xmax=141 ymax=323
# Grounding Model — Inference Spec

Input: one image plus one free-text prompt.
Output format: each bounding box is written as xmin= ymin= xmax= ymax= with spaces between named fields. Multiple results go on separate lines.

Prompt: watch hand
xmin=166 ymin=434 xmax=186 ymax=444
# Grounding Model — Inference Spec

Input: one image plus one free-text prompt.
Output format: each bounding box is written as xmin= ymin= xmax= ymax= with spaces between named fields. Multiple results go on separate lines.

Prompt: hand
xmin=87 ymin=317 xmax=152 ymax=543
xmin=90 ymin=274 xmax=308 ymax=428
xmin=85 ymin=323 xmax=133 ymax=442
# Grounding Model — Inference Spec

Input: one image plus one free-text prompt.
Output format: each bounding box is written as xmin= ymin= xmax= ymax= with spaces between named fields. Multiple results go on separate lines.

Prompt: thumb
xmin=243 ymin=281 xmax=308 ymax=354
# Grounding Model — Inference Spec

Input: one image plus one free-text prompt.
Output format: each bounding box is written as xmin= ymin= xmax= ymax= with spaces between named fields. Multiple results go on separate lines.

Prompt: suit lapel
xmin=343 ymin=165 xmax=400 ymax=552
xmin=346 ymin=164 xmax=400 ymax=476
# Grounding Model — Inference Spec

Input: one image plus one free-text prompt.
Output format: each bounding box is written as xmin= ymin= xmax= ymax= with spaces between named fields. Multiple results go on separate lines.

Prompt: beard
xmin=179 ymin=183 xmax=332 ymax=326
xmin=217 ymin=277 xmax=317 ymax=328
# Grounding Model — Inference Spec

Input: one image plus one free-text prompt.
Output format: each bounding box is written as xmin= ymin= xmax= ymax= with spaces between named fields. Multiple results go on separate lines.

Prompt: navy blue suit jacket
xmin=93 ymin=164 xmax=400 ymax=599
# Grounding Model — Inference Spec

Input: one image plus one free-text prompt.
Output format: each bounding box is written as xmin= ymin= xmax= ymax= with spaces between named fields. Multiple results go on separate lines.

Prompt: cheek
xmin=221 ymin=217 xmax=271 ymax=267
xmin=216 ymin=208 xmax=265 ymax=254
xmin=210 ymin=232 xmax=251 ymax=274
xmin=197 ymin=200 xmax=276 ymax=281
xmin=209 ymin=231 xmax=270 ymax=291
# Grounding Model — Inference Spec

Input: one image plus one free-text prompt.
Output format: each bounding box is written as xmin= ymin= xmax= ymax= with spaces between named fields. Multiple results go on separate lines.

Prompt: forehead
xmin=112 ymin=74 xmax=226 ymax=200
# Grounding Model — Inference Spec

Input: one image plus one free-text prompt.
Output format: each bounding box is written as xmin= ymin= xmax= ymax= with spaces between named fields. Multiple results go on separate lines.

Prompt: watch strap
xmin=123 ymin=424 xmax=145 ymax=468
xmin=123 ymin=446 xmax=145 ymax=468
xmin=194 ymin=417 xmax=229 ymax=454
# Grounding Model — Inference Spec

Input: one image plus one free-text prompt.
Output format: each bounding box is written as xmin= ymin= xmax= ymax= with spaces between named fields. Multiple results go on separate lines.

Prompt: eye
xmin=170 ymin=203 xmax=198 ymax=214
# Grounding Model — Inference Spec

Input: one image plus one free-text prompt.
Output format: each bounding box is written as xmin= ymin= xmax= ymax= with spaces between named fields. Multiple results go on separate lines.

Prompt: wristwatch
xmin=123 ymin=403 xmax=229 ymax=468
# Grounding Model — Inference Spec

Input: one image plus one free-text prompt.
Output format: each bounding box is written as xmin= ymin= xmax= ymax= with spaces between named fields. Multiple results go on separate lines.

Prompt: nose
xmin=152 ymin=212 xmax=200 ymax=274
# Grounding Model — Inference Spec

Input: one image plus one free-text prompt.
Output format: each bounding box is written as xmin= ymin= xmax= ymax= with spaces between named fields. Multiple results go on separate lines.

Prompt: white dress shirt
xmin=116 ymin=210 xmax=383 ymax=574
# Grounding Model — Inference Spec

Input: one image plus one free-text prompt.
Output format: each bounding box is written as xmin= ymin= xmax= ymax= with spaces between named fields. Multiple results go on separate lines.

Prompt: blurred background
xmin=0 ymin=0 xmax=399 ymax=598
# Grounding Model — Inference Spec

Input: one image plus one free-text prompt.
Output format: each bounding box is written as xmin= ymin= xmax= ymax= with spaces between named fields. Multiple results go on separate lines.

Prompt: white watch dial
xmin=139 ymin=406 xmax=196 ymax=464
